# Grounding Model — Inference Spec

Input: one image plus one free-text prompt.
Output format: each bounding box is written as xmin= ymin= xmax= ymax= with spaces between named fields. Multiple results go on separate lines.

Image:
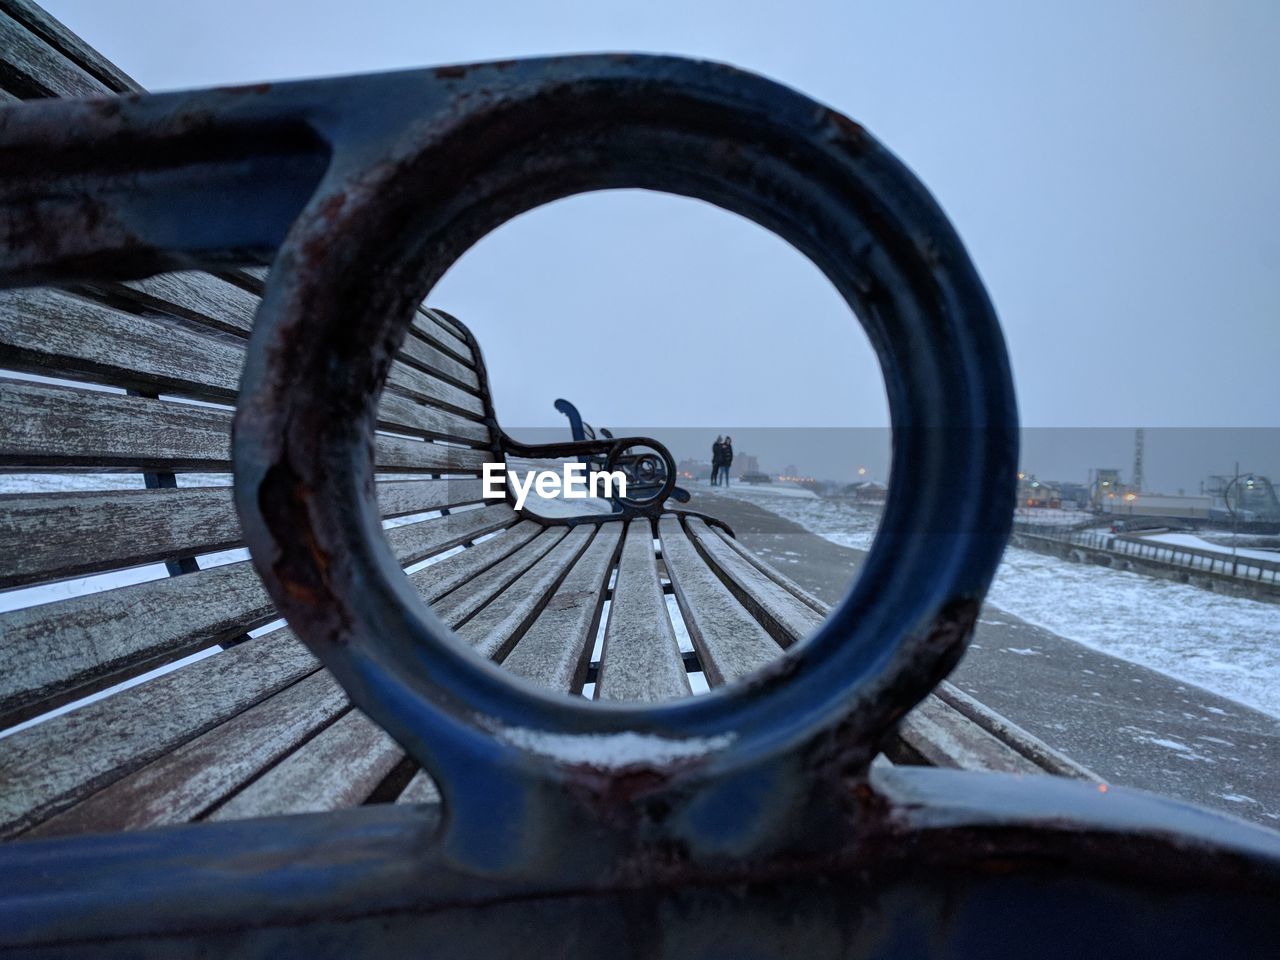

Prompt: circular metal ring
xmin=233 ymin=54 xmax=1018 ymax=859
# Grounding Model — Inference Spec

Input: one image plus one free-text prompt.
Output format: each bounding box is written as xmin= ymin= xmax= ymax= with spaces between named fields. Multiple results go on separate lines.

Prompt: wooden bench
xmin=2 ymin=4 xmax=1276 ymax=954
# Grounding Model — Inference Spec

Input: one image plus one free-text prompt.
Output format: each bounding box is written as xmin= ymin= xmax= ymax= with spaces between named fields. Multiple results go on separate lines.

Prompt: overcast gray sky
xmin=42 ymin=1 xmax=1279 ymax=484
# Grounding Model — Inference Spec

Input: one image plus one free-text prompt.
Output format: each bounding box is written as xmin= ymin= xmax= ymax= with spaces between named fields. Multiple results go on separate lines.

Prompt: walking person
xmin=710 ymin=435 xmax=724 ymax=486
xmin=721 ymin=435 xmax=734 ymax=488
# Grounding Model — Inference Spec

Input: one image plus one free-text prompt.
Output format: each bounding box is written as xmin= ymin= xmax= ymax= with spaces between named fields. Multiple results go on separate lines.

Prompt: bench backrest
xmin=0 ymin=1 xmax=502 ymax=736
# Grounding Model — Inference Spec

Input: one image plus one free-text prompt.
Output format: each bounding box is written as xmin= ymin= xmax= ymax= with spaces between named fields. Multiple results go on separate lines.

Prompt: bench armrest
xmin=498 ymin=431 xmax=678 ymax=516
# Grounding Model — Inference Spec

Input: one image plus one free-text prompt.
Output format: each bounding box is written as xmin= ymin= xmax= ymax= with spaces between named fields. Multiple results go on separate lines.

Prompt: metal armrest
xmin=498 ymin=430 xmax=677 ymax=516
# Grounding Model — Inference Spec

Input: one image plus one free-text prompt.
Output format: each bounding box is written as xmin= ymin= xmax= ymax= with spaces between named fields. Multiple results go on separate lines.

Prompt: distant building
xmin=678 ymin=458 xmax=712 ymax=481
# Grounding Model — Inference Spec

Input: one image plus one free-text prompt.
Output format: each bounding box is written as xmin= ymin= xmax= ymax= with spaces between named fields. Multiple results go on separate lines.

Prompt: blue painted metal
xmin=0 ymin=54 xmax=1277 ymax=955
xmin=554 ymin=397 xmax=691 ymax=505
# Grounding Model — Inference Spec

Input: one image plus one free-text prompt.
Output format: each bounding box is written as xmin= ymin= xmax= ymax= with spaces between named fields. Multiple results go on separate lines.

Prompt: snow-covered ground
xmin=716 ymin=483 xmax=1280 ymax=719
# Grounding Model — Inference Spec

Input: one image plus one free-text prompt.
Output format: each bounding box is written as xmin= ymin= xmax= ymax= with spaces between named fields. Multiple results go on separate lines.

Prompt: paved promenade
xmin=686 ymin=489 xmax=1280 ymax=829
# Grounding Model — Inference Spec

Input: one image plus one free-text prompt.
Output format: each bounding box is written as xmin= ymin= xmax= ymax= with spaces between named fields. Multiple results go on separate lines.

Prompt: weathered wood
xmin=110 ymin=272 xmax=258 ymax=335
xmin=0 ymin=501 xmax=509 ymax=727
xmin=414 ymin=308 xmax=473 ymax=364
xmin=207 ymin=709 xmax=403 ymax=820
xmin=708 ymin=523 xmax=829 ymax=616
xmin=596 ymin=520 xmax=690 ymax=702
xmin=408 ymin=520 xmax=543 ymax=604
xmin=0 ymin=478 xmax=488 ymax=590
xmin=385 ymin=357 xmax=486 ymax=418
xmin=0 ymin=630 xmax=318 ymax=838
xmin=428 ymin=528 xmax=570 ymax=628
xmin=684 ymin=517 xmax=824 ymax=647
xmin=457 ymin=526 xmax=594 ymax=661
xmin=0 ymin=561 xmax=274 ymax=728
xmin=0 ymin=289 xmax=492 ymax=442
xmin=26 ymin=670 xmax=349 ymax=837
xmin=384 ymin=504 xmax=518 ymax=568
xmin=502 ymin=523 xmax=622 ymax=693
xmin=658 ymin=517 xmax=782 ymax=687
xmin=893 ymin=695 xmax=1045 ymax=775
xmin=0 ymin=487 xmax=239 ymax=588
xmin=0 ymin=0 xmax=140 ymax=94
xmin=394 ymin=331 xmax=480 ymax=391
xmin=0 ymin=380 xmax=490 ymax=472
xmin=0 ymin=288 xmax=243 ymax=400
xmin=0 ymin=9 xmax=110 ymax=99
xmin=395 ymin=769 xmax=441 ymax=804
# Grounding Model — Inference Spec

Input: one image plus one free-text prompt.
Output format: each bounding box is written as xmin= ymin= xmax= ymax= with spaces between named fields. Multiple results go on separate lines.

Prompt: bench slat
xmin=0 ymin=478 xmax=488 ymax=590
xmin=596 ymin=520 xmax=690 ymax=702
xmin=659 ymin=517 xmax=782 ymax=687
xmin=684 ymin=518 xmax=824 ymax=647
xmin=414 ymin=309 xmax=474 ymax=365
xmin=25 ymin=669 xmax=349 ymax=838
xmin=0 ymin=381 xmax=490 ymax=472
xmin=502 ymin=523 xmax=623 ymax=693
xmin=110 ymin=273 xmax=258 ymax=335
xmin=707 ymin=523 xmax=829 ymax=615
xmin=0 ymin=504 xmax=514 ymax=726
xmin=458 ymin=525 xmax=594 ymax=661
xmin=893 ymin=695 xmax=1044 ymax=775
xmin=394 ymin=332 xmax=480 ymax=392
xmin=428 ymin=528 xmax=570 ymax=627
xmin=0 ymin=0 xmax=140 ymax=94
xmin=0 ymin=290 xmax=491 ymax=443
xmin=0 ymin=9 xmax=110 ymax=99
xmin=385 ymin=358 xmax=485 ymax=418
xmin=0 ymin=630 xmax=318 ymax=838
xmin=206 ymin=709 xmax=403 ymax=821
xmin=408 ymin=520 xmax=543 ymax=605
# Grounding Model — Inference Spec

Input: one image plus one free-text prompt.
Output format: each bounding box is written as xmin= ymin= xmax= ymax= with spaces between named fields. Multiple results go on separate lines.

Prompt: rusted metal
xmin=0 ymin=54 xmax=1278 ymax=956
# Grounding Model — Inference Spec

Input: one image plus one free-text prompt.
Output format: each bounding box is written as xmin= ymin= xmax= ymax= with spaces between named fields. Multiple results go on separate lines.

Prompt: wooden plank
xmin=0 ymin=9 xmax=111 ymax=98
xmin=0 ymin=290 xmax=491 ymax=442
xmin=414 ymin=308 xmax=473 ymax=365
xmin=109 ymin=272 xmax=258 ymax=336
xmin=0 ymin=629 xmax=319 ymax=837
xmin=385 ymin=358 xmax=486 ymax=418
xmin=206 ymin=709 xmax=403 ymax=820
xmin=596 ymin=520 xmax=690 ymax=702
xmin=384 ymin=504 xmax=517 ymax=568
xmin=456 ymin=525 xmax=594 ymax=661
xmin=25 ymin=670 xmax=349 ymax=837
xmin=708 ymin=523 xmax=829 ymax=616
xmin=0 ymin=381 xmax=489 ymax=472
xmin=658 ymin=517 xmax=782 ymax=687
xmin=427 ymin=527 xmax=571 ymax=628
xmin=396 ymin=769 xmax=441 ymax=804
xmin=0 ymin=503 xmax=512 ymax=726
xmin=408 ymin=520 xmax=542 ymax=605
xmin=0 ymin=380 xmax=229 ymax=472
xmin=0 ymin=561 xmax=274 ymax=728
xmin=0 ymin=486 xmax=239 ymax=589
xmin=0 ymin=478 xmax=488 ymax=590
xmin=893 ymin=695 xmax=1044 ymax=775
xmin=0 ymin=0 xmax=141 ymax=94
xmin=395 ymin=332 xmax=480 ymax=391
xmin=684 ymin=517 xmax=824 ymax=647
xmin=0 ymin=288 xmax=247 ymax=400
xmin=502 ymin=523 xmax=623 ymax=692
xmin=375 ymin=477 xmax=485 ymax=518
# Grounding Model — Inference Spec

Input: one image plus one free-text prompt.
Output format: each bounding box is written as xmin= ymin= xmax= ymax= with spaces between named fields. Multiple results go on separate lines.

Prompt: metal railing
xmin=1015 ymin=522 xmax=1280 ymax=586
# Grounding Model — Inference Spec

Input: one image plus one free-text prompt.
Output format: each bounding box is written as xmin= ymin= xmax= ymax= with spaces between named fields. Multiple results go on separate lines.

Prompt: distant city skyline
xmin=506 ymin=426 xmax=1280 ymax=495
